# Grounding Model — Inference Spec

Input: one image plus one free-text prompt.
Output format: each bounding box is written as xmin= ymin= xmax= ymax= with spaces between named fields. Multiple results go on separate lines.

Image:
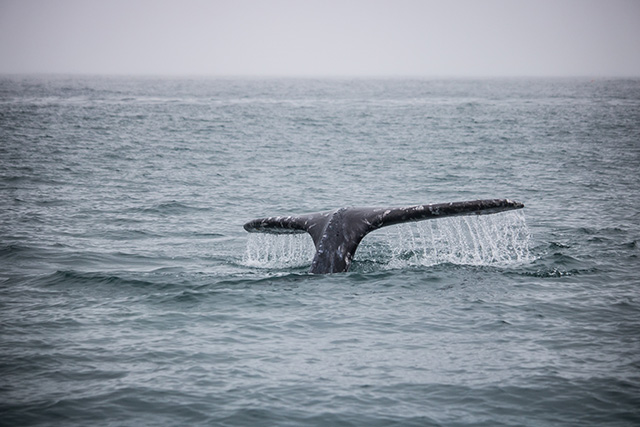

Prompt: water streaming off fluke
xmin=244 ymin=210 xmax=531 ymax=271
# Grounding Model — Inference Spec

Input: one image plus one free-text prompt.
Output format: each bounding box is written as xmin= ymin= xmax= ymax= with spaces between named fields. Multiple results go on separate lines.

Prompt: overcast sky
xmin=1 ymin=0 xmax=639 ymax=77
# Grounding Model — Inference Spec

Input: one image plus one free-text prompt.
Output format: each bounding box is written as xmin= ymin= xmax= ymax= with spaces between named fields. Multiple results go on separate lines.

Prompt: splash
xmin=243 ymin=232 xmax=316 ymax=269
xmin=243 ymin=210 xmax=531 ymax=270
xmin=362 ymin=209 xmax=532 ymax=268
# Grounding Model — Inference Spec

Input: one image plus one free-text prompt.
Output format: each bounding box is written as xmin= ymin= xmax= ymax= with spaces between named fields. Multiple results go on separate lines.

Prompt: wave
xmin=36 ymin=270 xmax=157 ymax=289
xmin=0 ymin=243 xmax=37 ymax=259
xmin=126 ymin=201 xmax=210 ymax=216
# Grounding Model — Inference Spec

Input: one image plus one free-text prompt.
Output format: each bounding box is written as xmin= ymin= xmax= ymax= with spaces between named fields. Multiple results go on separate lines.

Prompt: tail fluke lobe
xmin=363 ymin=199 xmax=524 ymax=232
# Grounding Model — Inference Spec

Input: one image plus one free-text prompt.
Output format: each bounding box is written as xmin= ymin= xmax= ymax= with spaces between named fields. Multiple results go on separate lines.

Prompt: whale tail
xmin=244 ymin=199 xmax=524 ymax=274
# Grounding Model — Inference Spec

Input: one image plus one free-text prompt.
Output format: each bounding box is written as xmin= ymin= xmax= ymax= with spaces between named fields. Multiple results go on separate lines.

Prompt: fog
xmin=1 ymin=0 xmax=639 ymax=76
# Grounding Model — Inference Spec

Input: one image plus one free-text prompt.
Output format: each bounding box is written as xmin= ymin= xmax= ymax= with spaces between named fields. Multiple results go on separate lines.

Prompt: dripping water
xmin=369 ymin=209 xmax=532 ymax=268
xmin=243 ymin=232 xmax=316 ymax=269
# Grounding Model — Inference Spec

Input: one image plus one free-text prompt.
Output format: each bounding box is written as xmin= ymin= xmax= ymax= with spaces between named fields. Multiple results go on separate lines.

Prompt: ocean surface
xmin=1 ymin=76 xmax=639 ymax=426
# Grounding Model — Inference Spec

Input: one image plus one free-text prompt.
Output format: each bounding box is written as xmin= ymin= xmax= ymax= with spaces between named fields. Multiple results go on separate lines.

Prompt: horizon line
xmin=2 ymin=72 xmax=639 ymax=80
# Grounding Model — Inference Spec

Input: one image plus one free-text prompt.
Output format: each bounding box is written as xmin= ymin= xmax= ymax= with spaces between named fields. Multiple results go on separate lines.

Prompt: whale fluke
xmin=244 ymin=199 xmax=524 ymax=274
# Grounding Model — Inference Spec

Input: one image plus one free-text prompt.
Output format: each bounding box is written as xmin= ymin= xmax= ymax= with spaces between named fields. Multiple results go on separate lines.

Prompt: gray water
xmin=1 ymin=76 xmax=639 ymax=425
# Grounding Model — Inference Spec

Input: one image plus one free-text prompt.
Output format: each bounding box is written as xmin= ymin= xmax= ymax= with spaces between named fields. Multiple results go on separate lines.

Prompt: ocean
xmin=1 ymin=76 xmax=639 ymax=425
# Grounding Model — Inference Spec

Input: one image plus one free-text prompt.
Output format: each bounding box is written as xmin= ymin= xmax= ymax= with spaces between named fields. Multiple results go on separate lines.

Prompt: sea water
xmin=1 ymin=76 xmax=639 ymax=425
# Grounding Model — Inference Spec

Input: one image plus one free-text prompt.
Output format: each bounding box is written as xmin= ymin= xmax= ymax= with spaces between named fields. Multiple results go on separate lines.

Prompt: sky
xmin=0 ymin=0 xmax=639 ymax=77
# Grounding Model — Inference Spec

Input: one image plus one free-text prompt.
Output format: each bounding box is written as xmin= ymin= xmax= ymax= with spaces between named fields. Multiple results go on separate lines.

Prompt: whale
xmin=244 ymin=199 xmax=524 ymax=274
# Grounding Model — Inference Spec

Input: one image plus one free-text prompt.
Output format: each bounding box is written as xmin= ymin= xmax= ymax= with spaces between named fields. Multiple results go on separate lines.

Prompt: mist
xmin=1 ymin=0 xmax=639 ymax=76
